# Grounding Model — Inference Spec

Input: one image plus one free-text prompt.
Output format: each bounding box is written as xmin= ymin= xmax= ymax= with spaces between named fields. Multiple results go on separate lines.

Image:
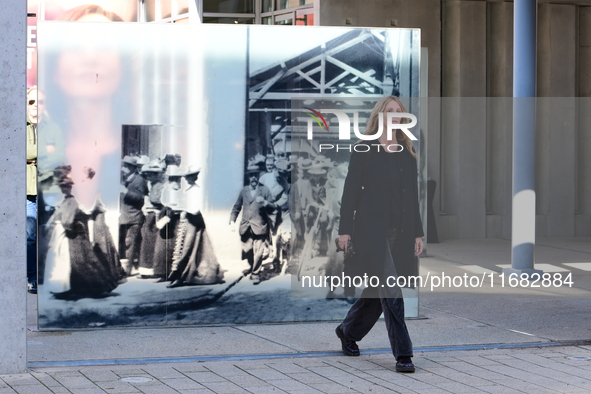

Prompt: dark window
xmin=203 ymin=0 xmax=254 ymax=13
xmin=203 ymin=16 xmax=254 ymax=24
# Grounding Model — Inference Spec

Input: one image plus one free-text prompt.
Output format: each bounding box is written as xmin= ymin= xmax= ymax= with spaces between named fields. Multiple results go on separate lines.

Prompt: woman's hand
xmin=414 ymin=237 xmax=424 ymax=256
xmin=338 ymin=234 xmax=351 ymax=253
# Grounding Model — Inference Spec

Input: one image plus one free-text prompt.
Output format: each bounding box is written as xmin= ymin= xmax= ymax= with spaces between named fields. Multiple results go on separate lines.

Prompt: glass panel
xmin=27 ymin=2 xmax=38 ymax=87
xmin=262 ymin=0 xmax=273 ymax=13
xmin=41 ymin=1 xmax=138 ymax=22
xmin=37 ymin=21 xmax=213 ymax=328
xmin=144 ymin=0 xmax=156 ymax=22
xmin=203 ymin=17 xmax=254 ymax=24
xmin=203 ymin=0 xmax=254 ymax=13
xmin=36 ymin=23 xmax=425 ymax=331
xmin=275 ymin=0 xmax=313 ymax=11
xmin=262 ymin=16 xmax=272 ymax=25
xmin=154 ymin=0 xmax=190 ymax=18
xmin=275 ymin=18 xmax=293 ymax=25
xmin=177 ymin=0 xmax=190 ymax=15
xmin=295 ymin=10 xmax=314 ymax=25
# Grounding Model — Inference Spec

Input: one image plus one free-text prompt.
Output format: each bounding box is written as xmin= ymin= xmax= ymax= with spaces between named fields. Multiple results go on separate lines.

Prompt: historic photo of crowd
xmin=35 ymin=23 xmax=419 ymax=329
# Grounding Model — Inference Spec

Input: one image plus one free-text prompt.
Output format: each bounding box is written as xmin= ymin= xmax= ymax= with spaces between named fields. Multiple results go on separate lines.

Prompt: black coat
xmin=339 ymin=145 xmax=424 ymax=279
xmin=120 ymin=173 xmax=148 ymax=225
xmin=230 ymin=185 xmax=276 ymax=236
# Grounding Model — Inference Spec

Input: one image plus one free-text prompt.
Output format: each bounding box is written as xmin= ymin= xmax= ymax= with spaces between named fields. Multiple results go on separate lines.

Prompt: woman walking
xmin=335 ymin=96 xmax=424 ymax=373
xmin=44 ymin=166 xmax=121 ymax=299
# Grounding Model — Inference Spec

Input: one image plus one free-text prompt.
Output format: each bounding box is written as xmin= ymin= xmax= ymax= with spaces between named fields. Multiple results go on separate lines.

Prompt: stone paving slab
xmin=3 ymin=345 xmax=591 ymax=393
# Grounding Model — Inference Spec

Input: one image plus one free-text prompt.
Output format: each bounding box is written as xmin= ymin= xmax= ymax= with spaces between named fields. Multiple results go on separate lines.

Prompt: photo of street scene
xmin=36 ymin=22 xmax=420 ymax=329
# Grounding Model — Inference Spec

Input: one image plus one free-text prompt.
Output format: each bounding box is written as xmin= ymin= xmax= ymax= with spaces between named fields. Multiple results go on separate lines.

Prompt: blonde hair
xmin=364 ymin=96 xmax=417 ymax=158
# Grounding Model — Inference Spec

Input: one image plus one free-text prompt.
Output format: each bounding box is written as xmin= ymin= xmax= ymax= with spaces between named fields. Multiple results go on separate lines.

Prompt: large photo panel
xmin=37 ymin=22 xmax=421 ymax=329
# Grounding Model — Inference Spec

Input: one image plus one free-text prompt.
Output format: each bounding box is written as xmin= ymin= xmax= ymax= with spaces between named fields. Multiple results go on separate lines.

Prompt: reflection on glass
xmin=295 ymin=10 xmax=313 ymax=25
xmin=52 ymin=1 xmax=138 ymax=22
xmin=51 ymin=12 xmax=124 ymax=210
xmin=145 ymin=0 xmax=189 ymax=20
xmin=39 ymin=22 xmax=207 ymax=325
xmin=262 ymin=17 xmax=272 ymax=25
xmin=55 ymin=4 xmax=124 ymax=22
xmin=177 ymin=0 xmax=190 ymax=15
xmin=275 ymin=0 xmax=313 ymax=10
xmin=36 ymin=23 xmax=424 ymax=329
xmin=144 ymin=0 xmax=156 ymax=22
xmin=204 ymin=17 xmax=254 ymax=24
xmin=275 ymin=18 xmax=293 ymax=25
xmin=262 ymin=0 xmax=273 ymax=13
xmin=203 ymin=0 xmax=254 ymax=13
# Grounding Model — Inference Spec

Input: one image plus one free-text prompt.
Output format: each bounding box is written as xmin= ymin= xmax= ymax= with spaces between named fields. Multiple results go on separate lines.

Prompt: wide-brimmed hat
xmin=314 ymin=155 xmax=334 ymax=168
xmin=298 ymin=157 xmax=313 ymax=170
xmin=248 ymin=153 xmax=266 ymax=166
xmin=183 ymin=165 xmax=201 ymax=176
xmin=136 ymin=155 xmax=150 ymax=167
xmin=245 ymin=164 xmax=261 ymax=176
xmin=166 ymin=165 xmax=181 ymax=177
xmin=141 ymin=161 xmax=165 ymax=173
xmin=308 ymin=164 xmax=327 ymax=175
xmin=122 ymin=155 xmax=137 ymax=166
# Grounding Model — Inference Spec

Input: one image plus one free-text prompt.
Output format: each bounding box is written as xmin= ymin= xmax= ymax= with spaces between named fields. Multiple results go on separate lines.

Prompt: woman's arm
xmin=338 ymin=149 xmax=367 ymax=236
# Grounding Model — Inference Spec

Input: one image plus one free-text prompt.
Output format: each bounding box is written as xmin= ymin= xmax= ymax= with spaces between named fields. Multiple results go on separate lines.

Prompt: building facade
xmin=27 ymin=0 xmax=591 ymax=240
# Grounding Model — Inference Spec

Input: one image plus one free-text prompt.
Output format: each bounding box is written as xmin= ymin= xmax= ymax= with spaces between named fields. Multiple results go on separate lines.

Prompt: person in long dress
xmin=137 ymin=161 xmax=166 ymax=279
xmin=167 ymin=166 xmax=224 ymax=288
xmin=44 ymin=167 xmax=121 ymax=299
xmin=153 ymin=163 xmax=183 ymax=282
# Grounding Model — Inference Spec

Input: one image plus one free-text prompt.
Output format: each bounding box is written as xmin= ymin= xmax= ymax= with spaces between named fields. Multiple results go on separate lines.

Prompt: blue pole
xmin=514 ymin=0 xmax=537 ymax=98
xmin=509 ymin=0 xmax=539 ymax=274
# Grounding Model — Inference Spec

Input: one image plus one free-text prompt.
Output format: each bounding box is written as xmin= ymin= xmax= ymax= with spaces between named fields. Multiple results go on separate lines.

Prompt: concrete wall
xmin=536 ymin=4 xmax=577 ymax=237
xmin=320 ymin=0 xmax=590 ymax=240
xmin=0 ymin=0 xmax=28 ymax=374
xmin=577 ymin=8 xmax=591 ymax=236
xmin=440 ymin=1 xmax=488 ymax=239
xmin=486 ymin=2 xmax=513 ymax=239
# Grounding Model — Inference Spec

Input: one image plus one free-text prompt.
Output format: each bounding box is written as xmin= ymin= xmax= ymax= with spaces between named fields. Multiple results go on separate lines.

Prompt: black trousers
xmin=119 ymin=223 xmax=142 ymax=265
xmin=340 ymin=228 xmax=413 ymax=359
xmin=240 ymin=228 xmax=268 ymax=275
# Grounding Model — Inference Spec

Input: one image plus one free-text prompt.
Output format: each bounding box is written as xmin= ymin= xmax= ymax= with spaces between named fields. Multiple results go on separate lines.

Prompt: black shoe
xmin=396 ymin=357 xmax=415 ymax=373
xmin=335 ymin=325 xmax=360 ymax=356
xmin=27 ymin=282 xmax=37 ymax=294
xmin=167 ymin=279 xmax=184 ymax=288
xmin=154 ymin=277 xmax=167 ymax=283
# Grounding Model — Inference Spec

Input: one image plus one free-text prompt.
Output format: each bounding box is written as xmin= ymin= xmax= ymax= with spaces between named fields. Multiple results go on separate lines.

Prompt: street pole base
xmin=502 ymin=268 xmax=543 ymax=279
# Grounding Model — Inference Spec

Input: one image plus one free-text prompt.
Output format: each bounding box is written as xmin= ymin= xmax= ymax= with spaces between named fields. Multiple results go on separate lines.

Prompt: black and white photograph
xmin=36 ymin=22 xmax=420 ymax=329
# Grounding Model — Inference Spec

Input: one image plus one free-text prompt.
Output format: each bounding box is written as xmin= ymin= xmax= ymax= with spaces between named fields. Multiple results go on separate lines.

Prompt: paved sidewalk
xmin=10 ymin=237 xmax=591 ymax=393
xmin=4 ymin=345 xmax=591 ymax=393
